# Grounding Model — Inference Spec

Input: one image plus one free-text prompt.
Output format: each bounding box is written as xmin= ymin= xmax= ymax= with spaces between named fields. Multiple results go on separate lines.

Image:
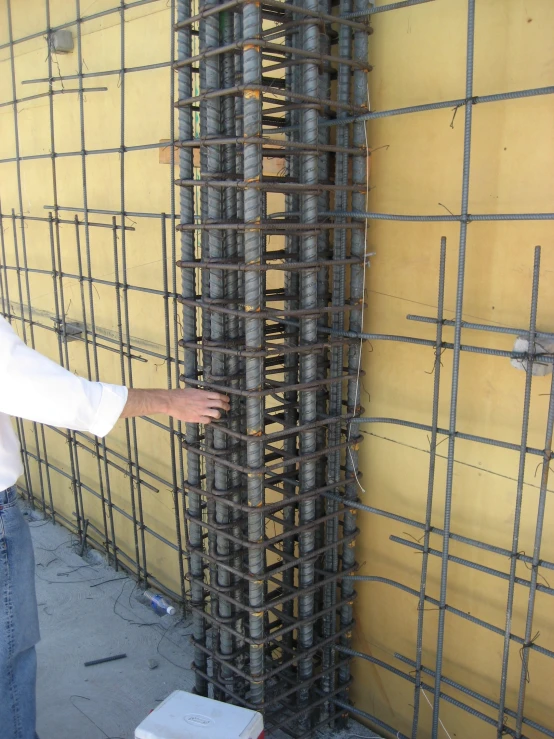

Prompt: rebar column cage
xmin=175 ymin=0 xmax=370 ymax=731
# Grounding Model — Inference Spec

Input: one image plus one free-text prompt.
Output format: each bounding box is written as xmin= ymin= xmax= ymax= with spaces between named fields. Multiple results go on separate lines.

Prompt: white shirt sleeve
xmin=0 ymin=316 xmax=128 ymax=438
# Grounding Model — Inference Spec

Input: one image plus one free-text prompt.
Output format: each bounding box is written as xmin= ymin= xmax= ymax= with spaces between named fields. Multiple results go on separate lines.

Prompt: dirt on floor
xmin=25 ymin=502 xmax=380 ymax=739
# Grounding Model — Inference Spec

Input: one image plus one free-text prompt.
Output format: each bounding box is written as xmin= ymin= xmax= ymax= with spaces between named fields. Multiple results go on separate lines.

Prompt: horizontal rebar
xmin=343 ymin=0 xmax=435 ymax=17
xmin=0 ymin=0 xmax=161 ymax=51
xmin=333 ymin=649 xmax=534 ymax=739
xmin=315 ymin=84 xmax=554 ymax=128
xmin=43 ymin=204 xmax=169 ymax=220
xmin=175 ymin=0 xmax=368 ymax=30
xmin=408 ymin=313 xmax=554 ymax=340
xmin=325 ymin=493 xmax=554 ymax=571
xmin=394 ymin=652 xmax=554 ymax=739
xmin=323 ymin=209 xmax=554 ymax=222
xmin=351 ymin=415 xmax=550 ymax=459
xmin=22 ymin=61 xmax=174 ymax=85
xmin=0 ymin=87 xmax=108 ymax=109
xmin=391 ymin=535 xmax=554 ymax=597
xmin=0 ymin=141 xmax=172 ymax=166
xmin=342 ymin=575 xmax=554 ymax=660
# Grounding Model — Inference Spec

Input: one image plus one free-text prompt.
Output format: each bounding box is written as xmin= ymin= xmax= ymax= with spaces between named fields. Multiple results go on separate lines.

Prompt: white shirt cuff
xmin=88 ymin=383 xmax=128 ymax=438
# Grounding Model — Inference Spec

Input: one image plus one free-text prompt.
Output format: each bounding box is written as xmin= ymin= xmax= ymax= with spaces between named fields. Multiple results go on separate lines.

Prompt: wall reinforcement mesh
xmin=1 ymin=0 xmax=554 ymax=737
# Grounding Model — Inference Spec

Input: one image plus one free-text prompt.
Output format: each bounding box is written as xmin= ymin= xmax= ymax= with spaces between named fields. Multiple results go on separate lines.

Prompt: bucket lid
xmin=135 ymin=690 xmax=264 ymax=739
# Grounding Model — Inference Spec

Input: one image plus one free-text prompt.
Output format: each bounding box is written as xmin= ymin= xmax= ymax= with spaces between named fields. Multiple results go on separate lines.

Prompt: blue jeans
xmin=0 ymin=486 xmax=40 ymax=739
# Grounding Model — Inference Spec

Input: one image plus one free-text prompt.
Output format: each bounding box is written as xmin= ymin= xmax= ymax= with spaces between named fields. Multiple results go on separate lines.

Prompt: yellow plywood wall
xmin=1 ymin=1 xmax=554 ymax=737
xmin=0 ymin=0 xmax=185 ymax=595
xmin=354 ymin=1 xmax=554 ymax=737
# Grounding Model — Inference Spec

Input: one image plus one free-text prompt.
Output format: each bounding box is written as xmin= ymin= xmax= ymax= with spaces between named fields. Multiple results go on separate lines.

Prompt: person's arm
xmin=121 ymin=388 xmax=229 ymax=424
xmin=0 ymin=316 xmax=228 ymax=436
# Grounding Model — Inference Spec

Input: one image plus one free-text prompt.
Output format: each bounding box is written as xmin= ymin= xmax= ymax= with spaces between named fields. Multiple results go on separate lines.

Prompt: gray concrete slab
xmin=30 ymin=508 xmax=194 ymax=739
xmin=26 ymin=504 xmax=381 ymax=739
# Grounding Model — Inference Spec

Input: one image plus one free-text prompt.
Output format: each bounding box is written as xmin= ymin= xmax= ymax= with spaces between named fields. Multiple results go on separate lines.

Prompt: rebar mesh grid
xmin=1 ymin=0 xmax=554 ymax=738
xmin=174 ymin=0 xmax=554 ymax=736
xmin=320 ymin=2 xmax=554 ymax=739
xmin=0 ymin=0 xmax=188 ymax=605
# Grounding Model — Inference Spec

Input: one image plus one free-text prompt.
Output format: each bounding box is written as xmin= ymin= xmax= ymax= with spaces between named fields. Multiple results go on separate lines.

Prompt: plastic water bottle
xmin=143 ymin=589 xmax=176 ymax=616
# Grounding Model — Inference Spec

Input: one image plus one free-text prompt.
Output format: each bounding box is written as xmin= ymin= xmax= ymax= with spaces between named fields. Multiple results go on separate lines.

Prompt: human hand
xmin=165 ymin=389 xmax=230 ymax=424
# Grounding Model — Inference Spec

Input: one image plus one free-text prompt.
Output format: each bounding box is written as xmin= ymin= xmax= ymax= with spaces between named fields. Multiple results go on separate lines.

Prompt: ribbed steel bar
xmin=432 ymin=4 xmax=475 ymax=733
xmin=397 ymin=653 xmax=554 ymax=739
xmin=496 ymin=247 xmax=541 ymax=736
xmin=174 ymin=0 xmax=369 ymax=731
xmin=166 ymin=0 xmax=188 ymax=614
xmin=339 ymin=0 xmax=367 ymax=713
xmin=117 ymin=0 xmax=149 ymax=585
xmin=75 ymin=0 xmax=123 ymax=564
xmin=73 ymin=216 xmax=119 ymax=568
xmin=296 ymin=0 xmax=320 ymax=724
xmin=407 ymin=313 xmax=554 ymax=341
xmin=0 ymin=87 xmax=107 ymax=110
xmin=351 ymin=416 xmax=551 ymax=461
xmin=327 ymin=490 xmax=554 ymax=575
xmin=0 ymin=141 xmax=179 ymax=166
xmin=320 ymin=0 xmax=351 ymax=718
xmin=0 ymin=209 xmax=10 ymax=320
xmin=515 ymin=332 xmax=554 ymax=733
xmin=281 ymin=0 xmax=301 ymax=689
xmin=411 ymin=237 xmax=446 ymax=738
xmin=341 ymin=575 xmax=554 ymax=667
xmin=242 ymin=0 xmax=265 ymax=706
xmin=206 ymin=0 xmax=233 ymax=698
xmin=324 ymin=209 xmax=554 ymax=222
xmin=0 ymin=0 xmax=160 ymax=51
xmin=314 ymin=84 xmax=554 ymax=128
xmin=0 ymin=0 xmax=198 ymax=632
xmin=220 ymin=4 xmax=243 ymax=687
xmin=6 ymin=0 xmax=49 ymax=514
xmin=174 ymin=64 xmax=192 ymax=621
xmin=391 ymin=535 xmax=554 ymax=597
xmin=111 ymin=215 xmax=143 ymax=579
xmin=22 ymin=61 xmax=173 ymax=85
xmin=177 ymin=0 xmax=207 ymax=696
xmin=45 ymin=0 xmax=112 ymax=556
xmin=336 ymin=647 xmax=540 ymax=739
xmin=0 ymin=213 xmax=7 ymax=317
xmin=344 ymin=0 xmax=434 ymax=16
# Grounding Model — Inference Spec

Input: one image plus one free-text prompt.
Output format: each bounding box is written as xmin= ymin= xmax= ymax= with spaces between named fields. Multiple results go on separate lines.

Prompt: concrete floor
xmin=26 ymin=503 xmax=380 ymax=739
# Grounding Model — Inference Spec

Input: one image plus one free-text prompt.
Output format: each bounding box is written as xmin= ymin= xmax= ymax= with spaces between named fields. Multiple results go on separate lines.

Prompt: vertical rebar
xmin=119 ymin=0 xmax=148 ymax=585
xmin=297 ymin=0 xmax=320 ymax=724
xmin=340 ymin=0 xmax=368 ymax=706
xmin=515 ymin=250 xmax=553 ymax=736
xmin=242 ymin=0 xmax=265 ymax=706
xmin=282 ymin=0 xmax=301 ymax=672
xmin=432 ymin=2 xmax=476 ymax=735
xmin=6 ymin=0 xmax=48 ymax=511
xmin=495 ymin=246 xmax=541 ymax=736
xmin=74 ymin=0 xmax=119 ymax=563
xmin=411 ymin=237 xmax=446 ymax=738
xmin=168 ymin=0 xmax=188 ymax=612
xmin=0 ymin=206 xmax=11 ymax=319
xmin=177 ymin=0 xmax=207 ymax=696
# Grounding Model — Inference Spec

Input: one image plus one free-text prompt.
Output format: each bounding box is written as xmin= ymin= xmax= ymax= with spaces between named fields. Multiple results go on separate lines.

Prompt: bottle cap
xmin=167 ymin=606 xmax=176 ymax=615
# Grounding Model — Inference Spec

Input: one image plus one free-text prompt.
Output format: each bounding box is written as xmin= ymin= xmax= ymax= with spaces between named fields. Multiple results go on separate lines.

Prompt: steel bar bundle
xmin=175 ymin=0 xmax=370 ymax=731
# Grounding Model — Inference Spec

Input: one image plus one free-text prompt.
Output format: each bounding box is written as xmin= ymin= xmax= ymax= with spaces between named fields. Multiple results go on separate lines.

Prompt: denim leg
xmin=0 ymin=487 xmax=41 ymax=739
